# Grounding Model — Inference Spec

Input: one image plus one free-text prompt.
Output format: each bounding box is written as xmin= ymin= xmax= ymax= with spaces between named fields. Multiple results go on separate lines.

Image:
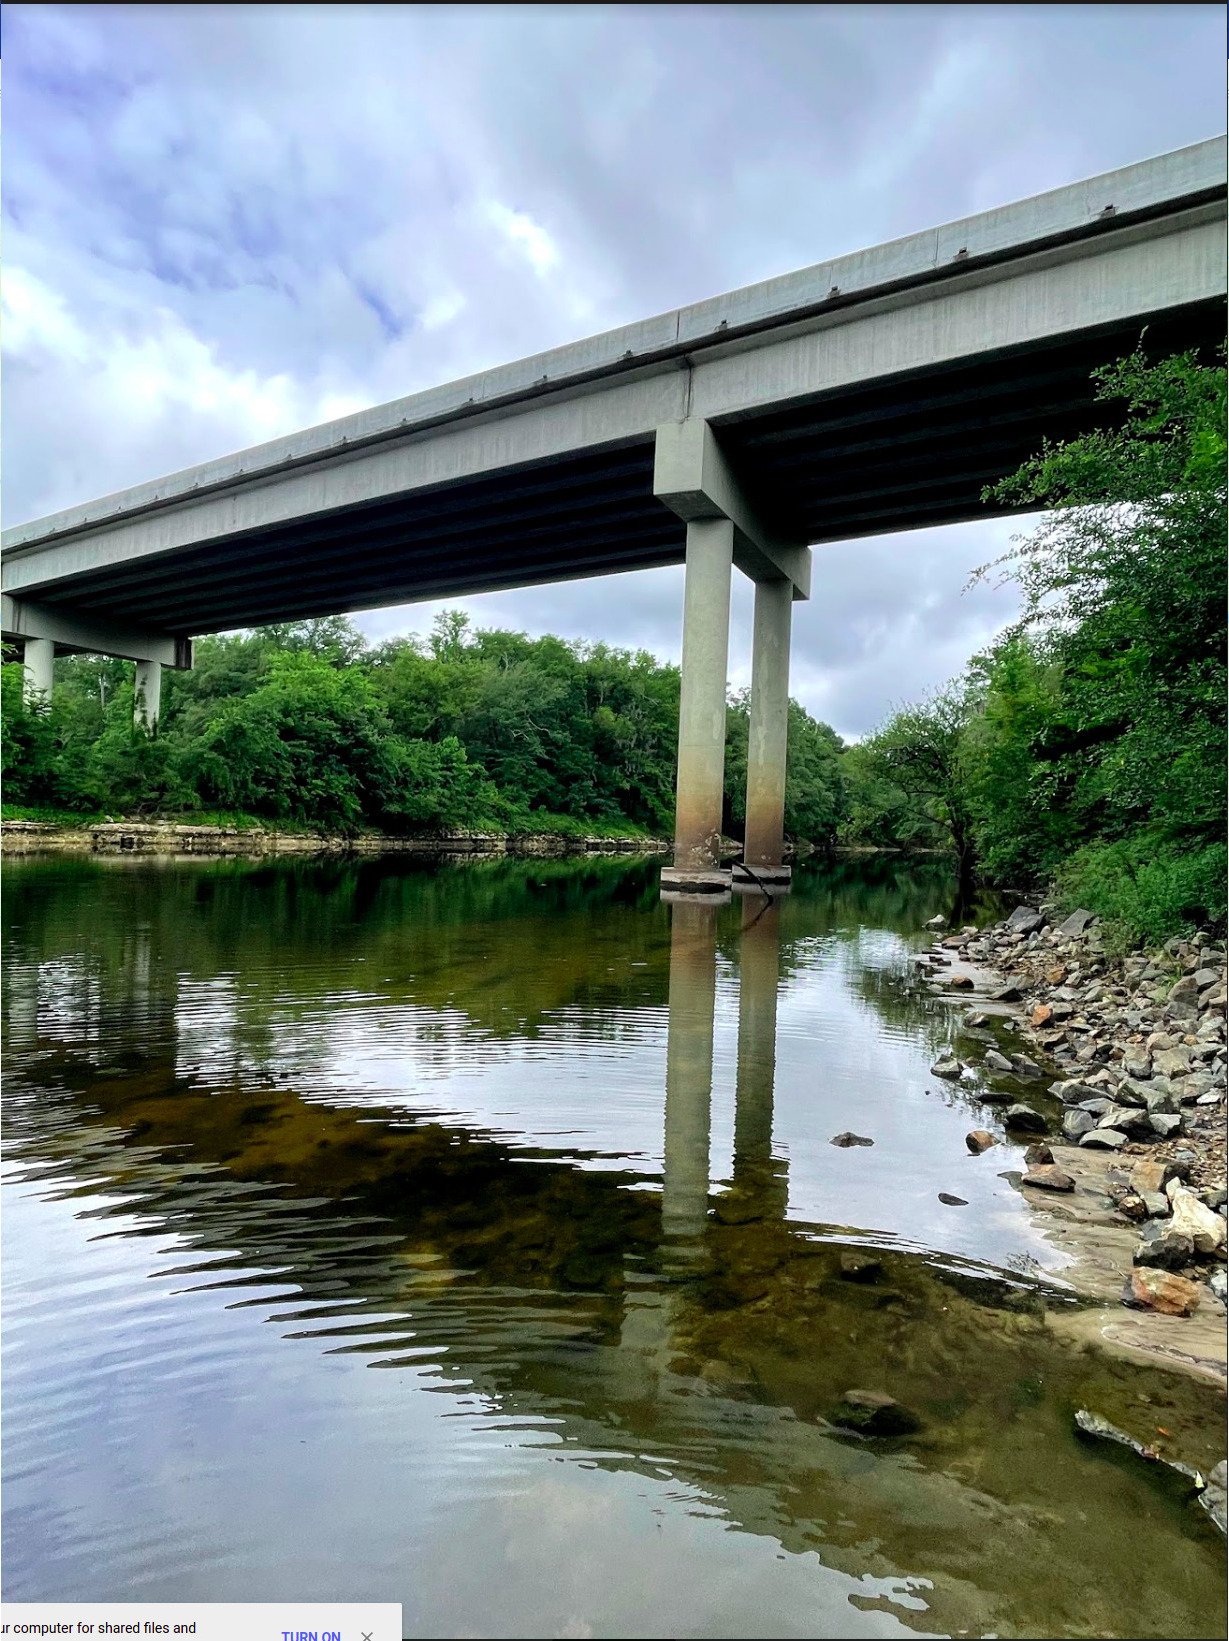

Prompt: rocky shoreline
xmin=916 ymin=902 xmax=1227 ymax=1379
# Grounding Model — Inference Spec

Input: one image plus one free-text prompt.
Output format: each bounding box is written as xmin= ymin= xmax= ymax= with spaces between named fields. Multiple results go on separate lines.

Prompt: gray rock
xmin=1194 ymin=968 xmax=1220 ymax=990
xmin=1141 ymin=1085 xmax=1177 ymax=1115
xmin=937 ymin=1192 xmax=968 ymax=1206
xmin=1004 ymin=1104 xmax=1047 ymax=1133
xmin=1153 ymin=1047 xmax=1193 ymax=1079
xmin=1081 ymin=1128 xmax=1128 ymax=1150
xmin=1077 ymin=1097 xmax=1114 ymax=1115
xmin=1150 ymin=1112 xmax=1184 ymax=1139
xmin=1209 ymin=1268 xmax=1229 ymax=1303
xmin=1140 ymin=1190 xmax=1171 ymax=1218
xmin=1053 ymin=1080 xmax=1102 ymax=1104
xmin=1098 ymin=1104 xmax=1155 ymax=1137
xmin=930 ymin=1057 xmax=962 ymax=1081
xmin=991 ymin=983 xmax=1023 ymax=1003
xmin=1122 ymin=1055 xmax=1152 ymax=1080
xmin=1006 ymin=906 xmax=1044 ymax=934
xmin=962 ymin=1010 xmax=991 ymax=1029
xmin=1058 ymin=909 xmax=1096 ymax=938
xmin=1009 ymin=1053 xmax=1043 ymax=1079
xmin=830 ymin=1132 xmax=874 ymax=1148
xmin=1165 ymin=975 xmax=1201 ymax=1020
xmin=1133 ymin=1220 xmax=1195 ymax=1269
xmin=1062 ymin=1109 xmax=1097 ymax=1141
xmin=1116 ymin=1079 xmax=1151 ymax=1107
xmin=1199 ymin=1460 xmax=1227 ymax=1538
xmin=924 ymin=915 xmax=947 ymax=930
xmin=984 ymin=1049 xmax=1014 ymax=1073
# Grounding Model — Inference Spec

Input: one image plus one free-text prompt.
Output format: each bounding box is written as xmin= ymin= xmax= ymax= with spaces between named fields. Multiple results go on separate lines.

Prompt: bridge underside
xmin=24 ymin=298 xmax=1220 ymax=637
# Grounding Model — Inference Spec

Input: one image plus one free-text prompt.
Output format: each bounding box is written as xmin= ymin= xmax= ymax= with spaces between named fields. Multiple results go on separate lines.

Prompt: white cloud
xmin=2 ymin=1 xmax=1222 ymax=723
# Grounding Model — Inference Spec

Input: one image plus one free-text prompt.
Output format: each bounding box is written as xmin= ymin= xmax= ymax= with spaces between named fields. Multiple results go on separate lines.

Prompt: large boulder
xmin=1167 ymin=1183 xmax=1228 ymax=1254
xmin=1062 ymin=1109 xmax=1097 ymax=1142
xmin=1133 ymin=1220 xmax=1194 ymax=1269
xmin=1122 ymin=1268 xmax=1202 ymax=1315
xmin=1057 ymin=908 xmax=1096 ymax=938
xmin=1004 ymin=1104 xmax=1047 ymax=1133
xmin=1006 ymin=905 xmax=1045 ymax=934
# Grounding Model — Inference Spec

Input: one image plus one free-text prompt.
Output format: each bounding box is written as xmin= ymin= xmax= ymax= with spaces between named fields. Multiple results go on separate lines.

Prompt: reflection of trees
xmin=2 ymin=854 xmax=1224 ymax=1636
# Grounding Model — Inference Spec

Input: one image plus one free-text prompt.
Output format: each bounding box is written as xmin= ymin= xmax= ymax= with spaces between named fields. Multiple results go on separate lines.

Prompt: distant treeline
xmin=0 ymin=608 xmax=857 ymax=846
xmin=4 ymin=348 xmax=1223 ymax=940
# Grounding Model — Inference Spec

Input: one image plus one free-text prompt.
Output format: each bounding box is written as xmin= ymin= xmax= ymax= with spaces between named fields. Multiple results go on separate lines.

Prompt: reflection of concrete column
xmin=662 ymin=898 xmax=719 ymax=1244
xmin=22 ymin=638 xmax=54 ymax=707
xmin=741 ymin=579 xmax=792 ymax=886
xmin=134 ymin=660 xmax=162 ymax=730
xmin=731 ymin=897 xmax=789 ymax=1220
xmin=663 ymin=518 xmax=734 ymax=891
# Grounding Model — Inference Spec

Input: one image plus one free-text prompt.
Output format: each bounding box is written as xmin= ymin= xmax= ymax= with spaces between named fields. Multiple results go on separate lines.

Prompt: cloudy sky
xmin=3 ymin=4 xmax=1223 ymax=737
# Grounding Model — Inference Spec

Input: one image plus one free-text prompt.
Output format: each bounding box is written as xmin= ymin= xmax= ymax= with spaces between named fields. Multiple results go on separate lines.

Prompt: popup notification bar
xmin=0 ymin=1604 xmax=402 ymax=1641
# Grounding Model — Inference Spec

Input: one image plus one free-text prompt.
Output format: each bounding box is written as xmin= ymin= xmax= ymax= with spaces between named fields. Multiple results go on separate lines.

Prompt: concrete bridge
xmin=3 ymin=137 xmax=1224 ymax=890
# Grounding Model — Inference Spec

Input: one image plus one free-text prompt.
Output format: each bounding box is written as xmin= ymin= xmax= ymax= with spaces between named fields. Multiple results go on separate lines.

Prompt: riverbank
xmin=0 ymin=818 xmax=671 ymax=858
xmin=918 ymin=904 xmax=1228 ymax=1392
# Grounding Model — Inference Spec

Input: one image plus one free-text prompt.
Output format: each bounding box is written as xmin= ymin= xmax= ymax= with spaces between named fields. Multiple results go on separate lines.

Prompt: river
xmin=2 ymin=852 xmax=1224 ymax=1639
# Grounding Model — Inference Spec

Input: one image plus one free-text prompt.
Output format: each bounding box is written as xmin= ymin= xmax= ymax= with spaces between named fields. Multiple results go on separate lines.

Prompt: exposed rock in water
xmin=924 ymin=914 xmax=947 ymax=930
xmin=991 ymin=983 xmax=1023 ymax=1002
xmin=1023 ymin=1141 xmax=1054 ymax=1166
xmin=830 ymin=1389 xmax=922 ymax=1436
xmin=938 ymin=1192 xmax=968 ymax=1206
xmin=985 ymin=1049 xmax=1014 ymax=1073
xmin=947 ymin=975 xmax=974 ymax=991
xmin=830 ymin=1132 xmax=874 ymax=1148
xmin=1004 ymin=1104 xmax=1047 ymax=1133
xmin=1121 ymin=1267 xmax=1203 ymax=1316
xmin=965 ymin=1129 xmax=996 ymax=1154
xmin=962 ymin=1010 xmax=991 ymax=1029
xmin=929 ymin=1056 xmax=962 ymax=1081
xmin=1010 ymin=1053 xmax=1043 ymax=1079
xmin=1022 ymin=1164 xmax=1076 ymax=1192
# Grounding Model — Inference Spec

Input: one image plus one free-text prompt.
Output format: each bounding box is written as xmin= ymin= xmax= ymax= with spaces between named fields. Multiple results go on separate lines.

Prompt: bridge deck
xmin=3 ymin=138 xmax=1224 ymax=638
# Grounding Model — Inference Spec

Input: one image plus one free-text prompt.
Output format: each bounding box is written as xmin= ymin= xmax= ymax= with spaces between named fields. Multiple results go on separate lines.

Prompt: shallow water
xmin=2 ymin=853 xmax=1224 ymax=1639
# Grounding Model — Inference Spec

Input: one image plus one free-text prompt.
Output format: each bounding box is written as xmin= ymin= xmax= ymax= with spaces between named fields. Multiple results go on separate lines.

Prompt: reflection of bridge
xmin=4 ymin=141 xmax=1225 ymax=891
xmin=4 ymin=878 xmax=1224 ymax=1632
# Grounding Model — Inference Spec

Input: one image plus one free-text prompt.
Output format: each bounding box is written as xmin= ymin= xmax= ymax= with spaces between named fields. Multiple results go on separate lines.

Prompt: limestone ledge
xmin=0 ymin=820 xmax=669 ymax=859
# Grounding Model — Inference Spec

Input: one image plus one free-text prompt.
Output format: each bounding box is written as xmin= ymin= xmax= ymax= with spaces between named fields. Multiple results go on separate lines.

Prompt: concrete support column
xmin=665 ymin=517 xmax=734 ymax=889
xmin=662 ymin=898 xmax=718 ymax=1249
xmin=134 ymin=659 xmax=162 ymax=730
xmin=22 ymin=638 xmax=54 ymax=707
xmin=740 ymin=577 xmax=792 ymax=887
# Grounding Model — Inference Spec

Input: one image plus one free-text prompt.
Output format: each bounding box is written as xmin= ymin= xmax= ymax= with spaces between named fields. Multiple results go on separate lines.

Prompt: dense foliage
xmin=850 ymin=348 xmax=1227 ymax=939
xmin=1 ymin=611 xmax=849 ymax=846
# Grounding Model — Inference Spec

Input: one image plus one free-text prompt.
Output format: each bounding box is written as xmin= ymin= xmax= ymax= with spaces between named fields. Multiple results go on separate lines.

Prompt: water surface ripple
xmin=2 ymin=853 xmax=1224 ymax=1639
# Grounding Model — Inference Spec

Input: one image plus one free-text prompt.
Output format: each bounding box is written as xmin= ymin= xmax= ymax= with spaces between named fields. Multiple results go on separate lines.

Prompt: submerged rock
xmin=831 ymin=1389 xmax=922 ymax=1436
xmin=838 ymin=1250 xmax=883 ymax=1283
xmin=830 ymin=1131 xmax=874 ymax=1148
xmin=1074 ymin=1410 xmax=1205 ymax=1491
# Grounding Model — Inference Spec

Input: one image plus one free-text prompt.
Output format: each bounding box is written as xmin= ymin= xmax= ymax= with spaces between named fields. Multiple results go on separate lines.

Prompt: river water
xmin=2 ymin=853 xmax=1224 ymax=1639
